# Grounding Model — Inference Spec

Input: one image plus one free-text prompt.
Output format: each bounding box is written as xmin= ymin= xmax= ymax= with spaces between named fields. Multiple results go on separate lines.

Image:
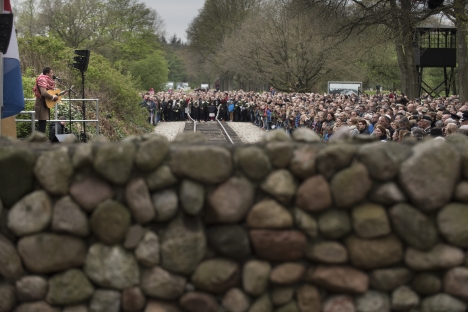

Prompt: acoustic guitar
xmin=45 ymin=86 xmax=74 ymax=108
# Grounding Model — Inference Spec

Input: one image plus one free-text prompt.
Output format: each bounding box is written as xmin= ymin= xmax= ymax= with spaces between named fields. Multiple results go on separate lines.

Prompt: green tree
xmin=128 ymin=51 xmax=169 ymax=91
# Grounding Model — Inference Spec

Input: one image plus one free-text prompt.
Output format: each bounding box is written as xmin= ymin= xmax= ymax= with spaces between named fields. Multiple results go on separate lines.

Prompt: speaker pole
xmin=81 ymin=69 xmax=86 ymax=142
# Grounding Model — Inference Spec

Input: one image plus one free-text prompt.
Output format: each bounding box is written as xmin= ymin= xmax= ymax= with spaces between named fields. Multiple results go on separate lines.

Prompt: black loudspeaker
xmin=53 ymin=134 xmax=77 ymax=143
xmin=72 ymin=49 xmax=90 ymax=72
xmin=0 ymin=14 xmax=13 ymax=54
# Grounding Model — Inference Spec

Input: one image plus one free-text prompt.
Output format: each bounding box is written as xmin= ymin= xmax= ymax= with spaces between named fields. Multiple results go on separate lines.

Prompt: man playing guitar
xmin=33 ymin=67 xmax=58 ymax=133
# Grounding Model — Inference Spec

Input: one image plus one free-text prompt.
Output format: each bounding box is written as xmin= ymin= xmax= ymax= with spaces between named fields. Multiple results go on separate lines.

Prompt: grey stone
xmin=169 ymin=145 xmax=232 ymax=184
xmin=370 ymin=268 xmax=413 ymax=292
xmin=444 ymin=267 xmax=468 ymax=299
xmin=46 ymin=269 xmax=94 ymax=305
xmin=390 ymin=203 xmax=439 ymax=250
xmin=146 ymin=165 xmax=178 ymax=191
xmin=356 ymin=291 xmax=390 ymax=312
xmin=161 ymin=213 xmax=206 ymax=275
xmin=205 ymin=177 xmax=255 ymax=224
xmin=292 ymin=128 xmax=321 ymax=142
xmin=295 ymin=175 xmax=332 ymax=212
xmin=144 ymin=300 xmax=181 ymax=312
xmin=94 ymin=142 xmax=136 ymax=185
xmin=16 ymin=275 xmax=48 ymax=302
xmin=207 ymin=225 xmax=251 ymax=261
xmin=399 ymin=139 xmax=460 ymax=211
xmin=265 ymin=142 xmax=293 ymax=168
xmin=135 ymin=135 xmax=169 ymax=171
xmin=316 ymin=144 xmax=358 ymax=179
xmin=261 ymin=130 xmax=291 ymax=142
xmin=296 ymin=284 xmax=321 ymax=312
xmin=173 ymin=132 xmax=208 ymax=144
xmin=331 ymin=162 xmax=372 ymax=208
xmin=269 ymin=262 xmax=305 ymax=285
xmin=141 ymin=266 xmax=186 ymax=300
xmin=236 ymin=146 xmax=272 ymax=181
xmin=69 ymin=176 xmax=114 ymax=212
xmin=357 ymin=142 xmax=411 ymax=181
xmin=123 ymin=224 xmax=146 ymax=249
xmin=369 ymin=182 xmax=407 ymax=206
xmin=307 ymin=241 xmax=348 ymax=264
xmin=0 ymin=234 xmax=24 ymax=280
xmin=0 ymin=146 xmax=35 ymax=207
xmin=247 ymin=199 xmax=293 ymax=229
xmin=91 ymin=200 xmax=131 ymax=245
xmin=14 ymin=301 xmax=60 ymax=312
xmin=261 ymin=170 xmax=297 ymax=204
xmin=8 ymin=190 xmax=51 ymax=236
xmin=322 ymin=295 xmax=355 ymax=312
xmin=179 ymin=179 xmax=205 ymax=216
xmin=352 ymin=203 xmax=391 ymax=239
xmin=26 ymin=131 xmax=47 ymax=142
xmin=289 ymin=145 xmax=319 ymax=180
xmin=438 ymin=203 xmax=468 ymax=248
xmin=346 ymin=235 xmax=404 ymax=269
xmin=274 ymin=301 xmax=299 ymax=312
xmin=243 ymin=260 xmax=272 ymax=296
xmin=51 ymin=196 xmax=89 ymax=237
xmin=0 ymin=285 xmax=16 ymax=312
xmin=271 ymin=286 xmax=294 ymax=306
xmin=179 ymin=292 xmax=218 ymax=312
xmin=191 ymin=258 xmax=240 ymax=294
xmin=135 ymin=231 xmax=160 ymax=267
xmin=391 ymin=286 xmax=419 ymax=311
xmin=293 ymin=208 xmax=318 ymax=238
xmin=90 ymin=290 xmax=121 ymax=312
xmin=18 ymin=233 xmax=86 ymax=274
xmin=454 ymin=181 xmax=468 ymax=202
xmin=318 ymin=210 xmax=352 ymax=239
xmin=405 ymin=244 xmax=465 ymax=271
xmin=248 ymin=293 xmax=273 ymax=312
xmin=84 ymin=243 xmax=140 ymax=290
xmin=420 ymin=293 xmax=466 ymax=312
xmin=122 ymin=287 xmax=146 ymax=312
xmin=125 ymin=178 xmax=156 ymax=224
xmin=72 ymin=142 xmax=93 ymax=169
xmin=152 ymin=189 xmax=178 ymax=222
xmin=412 ymin=273 xmax=441 ymax=296
xmin=34 ymin=147 xmax=73 ymax=195
xmin=222 ymin=288 xmax=250 ymax=312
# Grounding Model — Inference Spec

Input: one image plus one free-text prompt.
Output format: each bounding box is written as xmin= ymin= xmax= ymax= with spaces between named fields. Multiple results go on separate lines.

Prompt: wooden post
xmin=1 ymin=115 xmax=17 ymax=138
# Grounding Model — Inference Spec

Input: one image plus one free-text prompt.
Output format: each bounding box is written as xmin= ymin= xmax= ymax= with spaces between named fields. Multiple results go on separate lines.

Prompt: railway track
xmin=183 ymin=114 xmax=243 ymax=145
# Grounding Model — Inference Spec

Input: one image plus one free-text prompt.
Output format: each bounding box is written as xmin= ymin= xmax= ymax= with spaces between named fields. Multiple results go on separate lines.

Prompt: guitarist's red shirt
xmin=33 ymin=74 xmax=55 ymax=98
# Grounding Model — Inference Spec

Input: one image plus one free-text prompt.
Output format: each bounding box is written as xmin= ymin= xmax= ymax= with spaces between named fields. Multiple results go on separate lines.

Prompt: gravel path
xmin=153 ymin=122 xmax=186 ymax=141
xmin=225 ymin=122 xmax=265 ymax=143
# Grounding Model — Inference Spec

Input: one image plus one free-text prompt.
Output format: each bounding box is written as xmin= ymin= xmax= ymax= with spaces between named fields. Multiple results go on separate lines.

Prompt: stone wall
xmin=0 ymin=129 xmax=468 ymax=312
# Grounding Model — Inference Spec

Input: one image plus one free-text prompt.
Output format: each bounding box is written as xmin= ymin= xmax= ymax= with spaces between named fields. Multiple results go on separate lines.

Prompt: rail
xmin=215 ymin=108 xmax=234 ymax=145
xmin=186 ymin=112 xmax=197 ymax=132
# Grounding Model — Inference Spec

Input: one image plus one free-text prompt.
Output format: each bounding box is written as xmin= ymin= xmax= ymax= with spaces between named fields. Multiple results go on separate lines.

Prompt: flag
xmin=2 ymin=0 xmax=24 ymax=119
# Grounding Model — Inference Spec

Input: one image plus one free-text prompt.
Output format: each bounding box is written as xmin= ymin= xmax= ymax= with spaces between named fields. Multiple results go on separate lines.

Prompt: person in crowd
xmin=373 ymin=124 xmax=389 ymax=141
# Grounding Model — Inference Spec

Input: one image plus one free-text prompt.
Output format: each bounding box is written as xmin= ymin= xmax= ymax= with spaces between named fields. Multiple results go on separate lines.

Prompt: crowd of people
xmin=140 ymin=88 xmax=468 ymax=142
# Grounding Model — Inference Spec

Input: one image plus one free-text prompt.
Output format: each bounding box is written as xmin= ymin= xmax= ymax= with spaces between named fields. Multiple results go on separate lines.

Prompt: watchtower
xmin=413 ymin=26 xmax=457 ymax=97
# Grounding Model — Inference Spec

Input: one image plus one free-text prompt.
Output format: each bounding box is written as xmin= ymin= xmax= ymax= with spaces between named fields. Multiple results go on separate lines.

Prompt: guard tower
xmin=413 ymin=26 xmax=457 ymax=97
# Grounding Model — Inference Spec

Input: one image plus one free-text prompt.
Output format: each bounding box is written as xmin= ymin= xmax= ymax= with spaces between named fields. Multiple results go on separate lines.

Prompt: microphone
xmin=53 ymin=75 xmax=63 ymax=81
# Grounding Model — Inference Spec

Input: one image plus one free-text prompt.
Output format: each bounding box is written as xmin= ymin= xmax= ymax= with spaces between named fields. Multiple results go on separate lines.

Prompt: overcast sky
xmin=141 ymin=0 xmax=205 ymax=42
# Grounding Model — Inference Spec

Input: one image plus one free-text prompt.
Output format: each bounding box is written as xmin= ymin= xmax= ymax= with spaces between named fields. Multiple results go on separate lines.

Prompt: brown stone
xmin=260 ymin=170 xmax=298 ymax=204
xmin=322 ymin=295 xmax=355 ymax=312
xmin=346 ymin=235 xmax=403 ymax=269
xmin=295 ymin=175 xmax=332 ymax=212
xmin=18 ymin=233 xmax=86 ymax=274
xmin=16 ymin=275 xmax=48 ymax=302
xmin=250 ymin=230 xmax=306 ymax=261
xmin=265 ymin=142 xmax=294 ymax=168
xmin=179 ymin=292 xmax=218 ymax=312
xmin=222 ymin=288 xmax=250 ymax=312
xmin=125 ymin=178 xmax=156 ymax=224
xmin=405 ymin=244 xmax=465 ymax=271
xmin=91 ymin=200 xmax=131 ymax=245
xmin=247 ymin=199 xmax=293 ymax=229
xmin=205 ymin=177 xmax=255 ymax=224
xmin=307 ymin=241 xmax=348 ymax=264
xmin=122 ymin=287 xmax=146 ymax=312
xmin=297 ymin=284 xmax=321 ymax=312
xmin=51 ymin=196 xmax=89 ymax=237
xmin=141 ymin=266 xmax=186 ymax=300
xmin=0 ymin=285 xmax=16 ymax=312
xmin=271 ymin=287 xmax=294 ymax=306
xmin=308 ymin=266 xmax=369 ymax=293
xmin=242 ymin=260 xmax=271 ymax=296
xmin=269 ymin=263 xmax=305 ymax=285
xmin=289 ymin=145 xmax=319 ymax=180
xmin=144 ymin=300 xmax=181 ymax=312
xmin=330 ymin=162 xmax=372 ymax=208
xmin=444 ymin=267 xmax=468 ymax=299
xmin=69 ymin=176 xmax=114 ymax=212
xmin=123 ymin=224 xmax=146 ymax=249
xmin=14 ymin=301 xmax=61 ymax=312
xmin=369 ymin=268 xmax=413 ymax=292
